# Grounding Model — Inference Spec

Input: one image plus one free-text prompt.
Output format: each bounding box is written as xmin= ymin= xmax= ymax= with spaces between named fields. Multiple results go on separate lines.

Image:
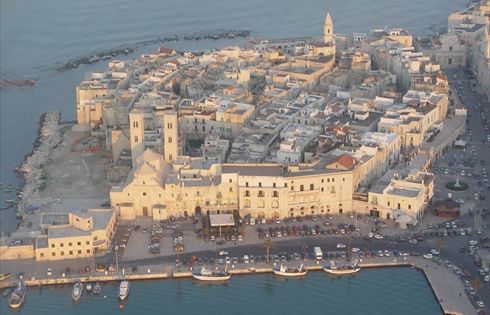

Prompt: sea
xmin=0 ymin=1 xmax=468 ymax=312
xmin=0 ymin=268 xmax=442 ymax=315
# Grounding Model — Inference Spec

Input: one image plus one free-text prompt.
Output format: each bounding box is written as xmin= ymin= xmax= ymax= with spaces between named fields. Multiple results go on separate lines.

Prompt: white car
xmin=430 ymin=249 xmax=440 ymax=255
xmin=351 ymin=247 xmax=360 ymax=253
xmin=47 ymin=268 xmax=53 ymax=276
xmin=219 ymin=250 xmax=228 ymax=256
xmin=409 ymin=239 xmax=417 ymax=244
xmin=243 ymin=255 xmax=249 ymax=264
xmin=469 ymin=240 xmax=478 ymax=246
xmin=368 ymin=232 xmax=375 ymax=238
xmin=476 ymin=301 xmax=485 ymax=308
xmin=384 ymin=250 xmax=391 ymax=257
xmin=336 ymin=243 xmax=346 ymax=249
xmin=377 ymin=250 xmax=384 ymax=257
xmin=484 ymin=275 xmax=489 ymax=282
xmin=374 ymin=234 xmax=384 ymax=240
xmin=423 ymin=253 xmax=433 ymax=259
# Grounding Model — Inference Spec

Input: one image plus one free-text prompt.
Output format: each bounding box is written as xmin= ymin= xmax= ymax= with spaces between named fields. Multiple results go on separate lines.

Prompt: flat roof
xmin=209 ymin=214 xmax=235 ymax=227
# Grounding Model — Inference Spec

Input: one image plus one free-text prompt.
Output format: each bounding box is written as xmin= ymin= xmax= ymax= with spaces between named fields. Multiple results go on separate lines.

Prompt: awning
xmin=454 ymin=139 xmax=466 ymax=147
xmin=209 ymin=214 xmax=235 ymax=227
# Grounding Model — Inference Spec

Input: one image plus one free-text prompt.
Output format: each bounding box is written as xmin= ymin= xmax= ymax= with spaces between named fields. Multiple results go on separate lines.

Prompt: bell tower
xmin=323 ymin=12 xmax=334 ymax=44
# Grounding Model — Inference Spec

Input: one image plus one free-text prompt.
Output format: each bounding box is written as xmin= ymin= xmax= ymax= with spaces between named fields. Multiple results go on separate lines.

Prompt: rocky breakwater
xmin=15 ymin=112 xmax=62 ymax=219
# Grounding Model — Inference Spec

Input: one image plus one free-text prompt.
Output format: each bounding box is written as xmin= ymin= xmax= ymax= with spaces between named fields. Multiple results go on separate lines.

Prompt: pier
xmin=0 ymin=257 xmax=477 ymax=315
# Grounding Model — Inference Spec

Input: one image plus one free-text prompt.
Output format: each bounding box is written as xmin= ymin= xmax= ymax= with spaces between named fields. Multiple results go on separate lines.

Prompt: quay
xmin=0 ymin=257 xmax=476 ymax=315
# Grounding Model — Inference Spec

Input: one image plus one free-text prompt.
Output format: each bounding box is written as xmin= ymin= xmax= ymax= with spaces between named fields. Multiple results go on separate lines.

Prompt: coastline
xmin=0 ymin=258 xmax=474 ymax=315
xmin=13 ymin=112 xmax=62 ymax=221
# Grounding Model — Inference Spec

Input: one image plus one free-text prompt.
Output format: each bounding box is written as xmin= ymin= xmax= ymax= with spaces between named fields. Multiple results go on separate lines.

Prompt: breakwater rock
xmin=15 ymin=112 xmax=62 ymax=218
xmin=56 ymin=29 xmax=251 ymax=72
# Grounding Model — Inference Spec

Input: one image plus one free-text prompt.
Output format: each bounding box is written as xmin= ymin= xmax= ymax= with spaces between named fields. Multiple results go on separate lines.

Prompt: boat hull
xmin=273 ymin=270 xmax=308 ymax=277
xmin=323 ymin=267 xmax=361 ymax=275
xmin=119 ymin=281 xmax=130 ymax=300
xmin=192 ymin=274 xmax=231 ymax=281
xmin=9 ymin=297 xmax=24 ymax=309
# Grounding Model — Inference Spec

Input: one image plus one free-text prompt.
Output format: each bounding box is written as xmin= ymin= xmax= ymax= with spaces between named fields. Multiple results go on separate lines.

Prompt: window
xmin=343 ymin=178 xmax=345 ymax=182
xmin=259 ymin=182 xmax=262 ymax=187
xmin=60 ymin=243 xmax=64 ymax=247
xmin=52 ymin=252 xmax=56 ymax=257
xmin=387 ymin=201 xmax=390 ymax=207
xmin=69 ymin=242 xmax=72 ymax=246
xmin=273 ymin=191 xmax=279 ymax=197
xmin=86 ymin=249 xmax=91 ymax=254
xmin=408 ymin=205 xmax=412 ymax=210
xmin=77 ymin=241 xmax=81 ymax=246
xmin=167 ymin=123 xmax=173 ymax=129
xmin=60 ymin=251 xmax=64 ymax=256
xmin=321 ymin=187 xmax=324 ymax=192
xmin=229 ymin=187 xmax=233 ymax=192
xmin=229 ymin=179 xmax=232 ymax=183
xmin=258 ymin=200 xmax=265 ymax=208
xmin=86 ymin=241 xmax=90 ymax=245
xmin=78 ymin=250 xmax=82 ymax=254
xmin=332 ymin=178 xmax=335 ymax=183
xmin=284 ymin=183 xmax=288 ymax=188
xmin=143 ymin=192 xmax=147 ymax=196
xmin=310 ymin=184 xmax=314 ymax=190
xmin=321 ymin=179 xmax=324 ymax=183
xmin=397 ymin=203 xmax=401 ymax=210
xmin=244 ymin=199 xmax=251 ymax=208
xmin=258 ymin=190 xmax=264 ymax=197
xmin=300 ymin=185 xmax=304 ymax=191
xmin=93 ymin=236 xmax=98 ymax=241
xmin=273 ymin=183 xmax=276 ymax=188
xmin=40 ymin=253 xmax=44 ymax=258
xmin=134 ymin=136 xmax=138 ymax=143
xmin=291 ymin=186 xmax=294 ymax=191
xmin=327 ymin=178 xmax=330 ymax=183
xmin=51 ymin=244 xmax=55 ymax=248
xmin=246 ymin=182 xmax=249 ymax=187
xmin=69 ymin=250 xmax=73 ymax=255
xmin=245 ymin=190 xmax=250 ymax=197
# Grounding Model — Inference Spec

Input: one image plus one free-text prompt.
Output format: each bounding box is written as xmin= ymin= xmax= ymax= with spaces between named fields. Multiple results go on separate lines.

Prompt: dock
xmin=0 ymin=257 xmax=477 ymax=315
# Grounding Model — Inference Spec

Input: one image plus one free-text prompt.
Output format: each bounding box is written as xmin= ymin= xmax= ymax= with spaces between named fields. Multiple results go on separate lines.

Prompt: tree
xmin=264 ymin=239 xmax=273 ymax=263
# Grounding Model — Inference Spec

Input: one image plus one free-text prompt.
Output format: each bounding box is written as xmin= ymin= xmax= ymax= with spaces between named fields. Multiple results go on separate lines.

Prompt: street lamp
xmin=115 ymin=243 xmax=119 ymax=274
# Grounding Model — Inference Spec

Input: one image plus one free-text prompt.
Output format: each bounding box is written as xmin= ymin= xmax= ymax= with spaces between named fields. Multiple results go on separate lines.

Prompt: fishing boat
xmin=0 ymin=273 xmax=12 ymax=281
xmin=9 ymin=282 xmax=26 ymax=309
xmin=323 ymin=258 xmax=361 ymax=275
xmin=86 ymin=283 xmax=92 ymax=292
xmin=273 ymin=263 xmax=308 ymax=277
xmin=2 ymin=287 xmax=13 ymax=298
xmin=192 ymin=266 xmax=231 ymax=281
xmin=72 ymin=282 xmax=83 ymax=301
xmin=92 ymin=282 xmax=102 ymax=295
xmin=118 ymin=281 xmax=130 ymax=300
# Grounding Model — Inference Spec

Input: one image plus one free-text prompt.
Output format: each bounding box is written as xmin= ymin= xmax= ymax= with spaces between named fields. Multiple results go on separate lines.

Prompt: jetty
xmin=0 ymin=257 xmax=477 ymax=315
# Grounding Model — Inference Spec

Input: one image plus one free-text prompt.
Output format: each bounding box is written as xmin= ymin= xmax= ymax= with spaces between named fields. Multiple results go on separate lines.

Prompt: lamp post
xmin=115 ymin=243 xmax=119 ymax=273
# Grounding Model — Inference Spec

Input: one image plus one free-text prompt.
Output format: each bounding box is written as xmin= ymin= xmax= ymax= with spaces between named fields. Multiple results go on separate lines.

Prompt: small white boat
xmin=273 ymin=263 xmax=308 ymax=277
xmin=323 ymin=258 xmax=361 ymax=275
xmin=92 ymin=283 xmax=102 ymax=295
xmin=86 ymin=283 xmax=92 ymax=292
xmin=192 ymin=267 xmax=231 ymax=281
xmin=72 ymin=282 xmax=83 ymax=301
xmin=9 ymin=282 xmax=26 ymax=309
xmin=119 ymin=281 xmax=130 ymax=300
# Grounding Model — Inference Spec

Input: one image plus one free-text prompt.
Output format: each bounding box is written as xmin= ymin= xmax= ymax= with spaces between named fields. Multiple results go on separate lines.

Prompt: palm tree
xmin=471 ymin=278 xmax=483 ymax=291
xmin=264 ymin=239 xmax=273 ymax=263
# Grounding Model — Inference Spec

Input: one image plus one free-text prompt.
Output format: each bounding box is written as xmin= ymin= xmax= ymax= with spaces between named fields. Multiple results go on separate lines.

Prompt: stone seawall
xmin=15 ymin=112 xmax=62 ymax=220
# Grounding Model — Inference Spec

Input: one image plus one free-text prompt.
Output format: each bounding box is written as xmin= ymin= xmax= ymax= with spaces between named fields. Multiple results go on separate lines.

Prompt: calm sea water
xmin=0 ymin=268 xmax=442 ymax=315
xmin=0 ymin=0 xmax=468 ymax=231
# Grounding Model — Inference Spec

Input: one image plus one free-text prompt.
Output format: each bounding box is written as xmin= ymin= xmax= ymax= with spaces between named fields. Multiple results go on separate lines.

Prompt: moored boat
xmin=192 ymin=267 xmax=231 ymax=281
xmin=9 ymin=282 xmax=26 ymax=309
xmin=0 ymin=273 xmax=12 ymax=281
xmin=273 ymin=263 xmax=308 ymax=277
xmin=92 ymin=282 xmax=102 ymax=295
xmin=323 ymin=258 xmax=361 ymax=275
xmin=119 ymin=281 xmax=130 ymax=300
xmin=86 ymin=283 xmax=92 ymax=292
xmin=72 ymin=282 xmax=83 ymax=301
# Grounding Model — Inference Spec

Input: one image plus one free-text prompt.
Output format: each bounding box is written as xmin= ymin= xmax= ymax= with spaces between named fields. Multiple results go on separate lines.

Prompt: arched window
xmin=244 ymin=199 xmax=251 ymax=208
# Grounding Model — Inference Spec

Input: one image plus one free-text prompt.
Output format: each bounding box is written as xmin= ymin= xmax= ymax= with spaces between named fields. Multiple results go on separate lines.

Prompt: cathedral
xmin=311 ymin=12 xmax=336 ymax=57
